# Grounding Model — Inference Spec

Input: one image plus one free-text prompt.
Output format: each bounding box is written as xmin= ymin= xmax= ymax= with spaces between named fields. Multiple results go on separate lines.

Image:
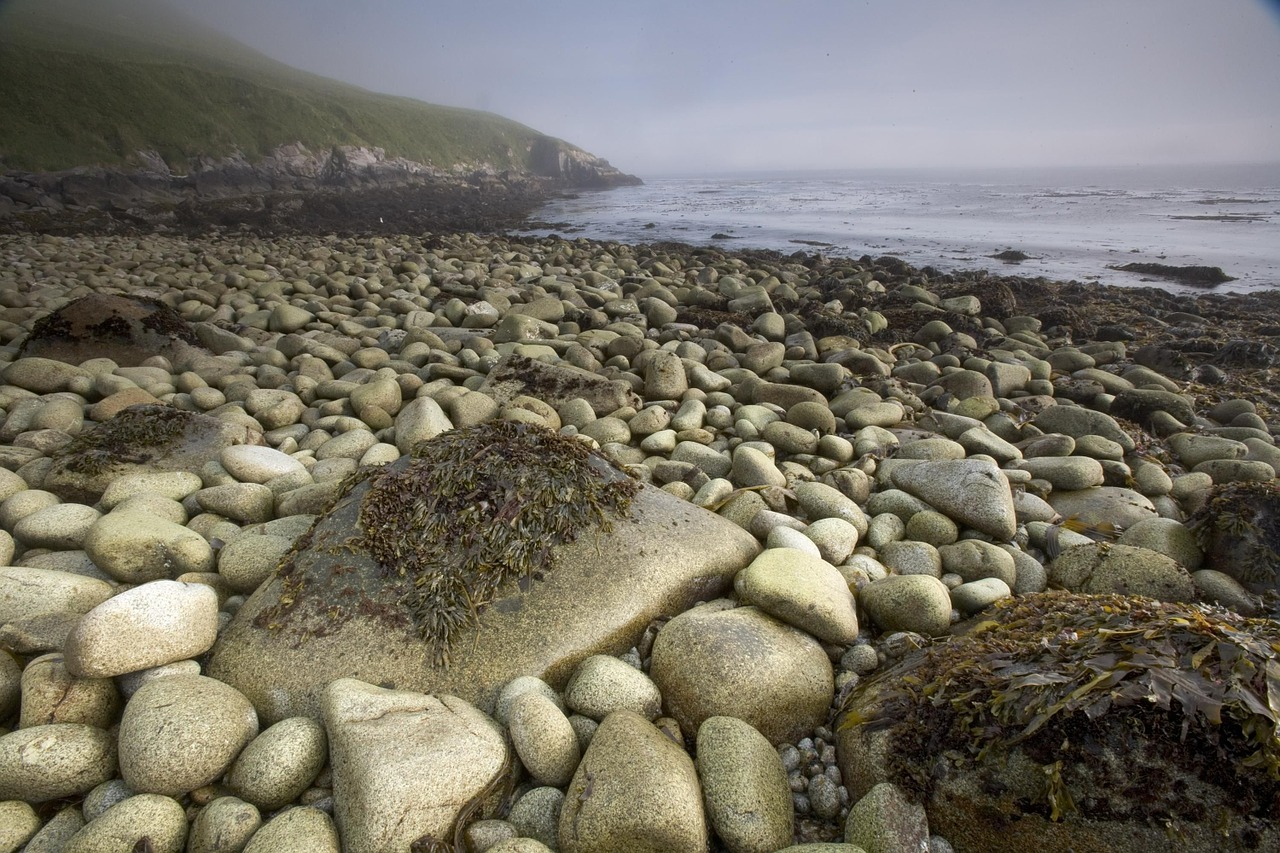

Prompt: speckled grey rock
xmin=188 ymin=796 xmax=262 ymax=853
xmin=650 ymin=605 xmax=833 ymax=745
xmin=83 ymin=510 xmax=214 ymax=583
xmin=62 ymin=793 xmax=187 ymax=853
xmin=559 ymin=710 xmax=707 ymax=853
xmin=13 ymin=804 xmax=83 ymax=853
xmin=64 ymin=580 xmax=220 ymax=679
xmin=119 ymin=674 xmax=259 ymax=797
xmin=19 ymin=652 xmax=119 ymax=728
xmin=696 ymin=715 xmax=794 ymax=853
xmin=242 ymin=806 xmax=340 ymax=853
xmin=0 ymin=566 xmax=113 ymax=624
xmin=493 ymin=675 xmax=566 ymax=727
xmin=508 ymin=690 xmax=582 ymax=787
xmin=507 ymin=786 xmax=564 ymax=850
xmin=891 ymin=459 xmax=1016 ymax=541
xmin=1115 ymin=517 xmax=1203 ymax=570
xmin=1048 ymin=543 xmax=1195 ymax=601
xmin=858 ymin=575 xmax=953 ymax=637
xmin=734 ymin=548 xmax=859 ymax=644
xmin=0 ymin=723 xmax=117 ymax=801
xmin=949 ymin=578 xmax=1012 ymax=614
xmin=323 ymin=679 xmax=508 ymax=853
xmin=226 ymin=716 xmax=328 ymax=811
xmin=937 ymin=540 xmax=1017 ymax=586
xmin=563 ymin=654 xmax=663 ymax=721
xmin=0 ymin=799 xmax=40 ymax=851
xmin=1046 ymin=486 xmax=1158 ymax=529
xmin=843 ymin=782 xmax=929 ymax=853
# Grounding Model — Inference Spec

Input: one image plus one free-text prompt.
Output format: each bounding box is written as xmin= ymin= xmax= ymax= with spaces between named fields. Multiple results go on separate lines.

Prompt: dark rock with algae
xmin=837 ymin=592 xmax=1280 ymax=853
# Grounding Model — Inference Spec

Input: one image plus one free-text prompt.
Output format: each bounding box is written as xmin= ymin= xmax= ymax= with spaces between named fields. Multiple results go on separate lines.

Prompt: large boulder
xmin=209 ymin=422 xmax=760 ymax=722
xmin=44 ymin=405 xmax=263 ymax=504
xmin=1186 ymin=480 xmax=1280 ymax=594
xmin=18 ymin=293 xmax=209 ymax=368
xmin=836 ymin=592 xmax=1280 ymax=852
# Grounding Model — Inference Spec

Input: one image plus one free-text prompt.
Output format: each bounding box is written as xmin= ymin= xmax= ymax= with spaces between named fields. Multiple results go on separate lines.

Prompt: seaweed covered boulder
xmin=1187 ymin=481 xmax=1280 ymax=594
xmin=208 ymin=422 xmax=761 ymax=723
xmin=18 ymin=293 xmax=209 ymax=368
xmin=43 ymin=404 xmax=264 ymax=503
xmin=836 ymin=592 xmax=1280 ymax=853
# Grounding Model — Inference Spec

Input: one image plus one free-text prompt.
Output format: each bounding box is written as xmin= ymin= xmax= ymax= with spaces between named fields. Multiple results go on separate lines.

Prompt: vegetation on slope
xmin=0 ymin=0 xmax=562 ymax=174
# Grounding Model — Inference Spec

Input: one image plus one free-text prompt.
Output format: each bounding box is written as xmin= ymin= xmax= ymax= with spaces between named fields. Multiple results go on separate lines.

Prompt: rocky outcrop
xmin=0 ymin=139 xmax=640 ymax=223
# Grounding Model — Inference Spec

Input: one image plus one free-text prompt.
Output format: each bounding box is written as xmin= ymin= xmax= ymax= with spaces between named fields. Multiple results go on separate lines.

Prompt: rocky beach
xmin=0 ymin=208 xmax=1279 ymax=853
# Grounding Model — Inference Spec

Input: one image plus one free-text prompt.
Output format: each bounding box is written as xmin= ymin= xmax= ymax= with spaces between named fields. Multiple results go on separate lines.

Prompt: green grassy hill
xmin=0 ymin=0 xmax=585 ymax=175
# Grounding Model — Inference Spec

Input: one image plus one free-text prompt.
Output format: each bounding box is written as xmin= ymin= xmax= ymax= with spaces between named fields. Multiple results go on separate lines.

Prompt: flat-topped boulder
xmin=209 ymin=422 xmax=760 ymax=722
xmin=44 ymin=405 xmax=264 ymax=504
xmin=17 ymin=293 xmax=209 ymax=368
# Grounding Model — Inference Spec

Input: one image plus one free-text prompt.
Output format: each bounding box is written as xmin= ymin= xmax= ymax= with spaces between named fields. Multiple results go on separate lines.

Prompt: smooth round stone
xmin=1048 ymin=543 xmax=1194 ymax=601
xmin=99 ymin=471 xmax=204 ymax=509
xmin=243 ymin=806 xmax=340 ymax=853
xmin=767 ymin=526 xmax=823 ymax=558
xmin=734 ymin=548 xmax=859 ymax=644
xmin=950 ymin=577 xmax=1012 ymax=614
xmin=350 ymin=378 xmax=403 ymax=417
xmin=222 ymin=445 xmax=309 ymax=484
xmin=111 ymin=494 xmax=189 ymax=525
xmin=858 ymin=575 xmax=953 ymax=637
xmin=877 ymin=540 xmax=942 ymax=578
xmin=650 ymin=605 xmax=833 ymax=745
xmin=359 ymin=442 xmax=401 ymax=466
xmin=844 ymin=401 xmax=905 ymax=430
xmin=1168 ymin=433 xmax=1247 ymax=468
xmin=314 ymin=428 xmax=379 ymax=462
xmin=508 ymin=786 xmax=564 ymax=849
xmin=731 ymin=445 xmax=787 ymax=489
xmin=795 ymin=481 xmax=868 ymax=531
xmin=188 ymin=796 xmax=262 ymax=853
xmin=195 ymin=483 xmax=275 ymax=524
xmin=581 ymin=417 xmax=632 ymax=446
xmin=558 ymin=711 xmax=706 ymax=853
xmin=843 ymin=782 xmax=929 ymax=853
xmin=1073 ymin=434 xmax=1125 ymax=461
xmin=119 ymin=674 xmax=259 ymax=797
xmin=563 ymin=654 xmax=662 ymax=721
xmin=890 ymin=459 xmax=1017 ymax=541
xmin=0 ymin=653 xmax=17 ymax=719
xmin=1014 ymin=456 xmax=1104 ymax=491
xmin=83 ymin=510 xmax=214 ymax=583
xmin=804 ymin=517 xmax=860 ymax=565
xmin=1003 ymin=545 xmax=1049 ymax=595
xmin=0 ymin=800 xmax=40 ymax=851
xmin=1046 ymin=486 xmax=1157 ymax=529
xmin=115 ymin=660 xmax=203 ymax=700
xmin=1192 ymin=570 xmax=1261 ymax=617
xmin=12 ymin=503 xmax=101 ymax=550
xmin=762 ymin=421 xmax=820 ymax=455
xmin=628 ymin=406 xmax=671 ymax=437
xmin=394 ymin=397 xmax=454 ymax=454
xmin=1116 ymin=517 xmax=1203 ymax=570
xmin=1032 ymin=406 xmax=1135 ymax=452
xmin=1192 ymin=459 xmax=1276 ymax=484
xmin=493 ymin=676 xmax=566 ymax=728
xmin=464 ymin=818 xmax=518 ymax=852
xmin=2 ymin=357 xmax=90 ymax=394
xmin=64 ymin=580 xmax=220 ymax=679
xmin=696 ymin=715 xmax=793 ymax=853
xmin=489 ymin=838 xmax=555 ymax=853
xmin=508 ymin=691 xmax=581 ymax=788
xmin=226 ymin=717 xmax=328 ymax=811
xmin=865 ymin=513 xmax=905 ymax=549
xmin=671 ymin=441 xmax=732 ymax=479
xmin=217 ymin=532 xmax=295 ymax=594
xmin=956 ymin=427 xmax=1021 ymax=463
xmin=0 ymin=566 xmax=113 ymax=623
xmin=902 ymin=510 xmax=958 ymax=547
xmin=937 ymin=540 xmax=1017 ymax=586
xmin=896 ymin=437 xmax=966 ymax=461
xmin=62 ymin=794 xmax=187 ymax=853
xmin=19 ymin=653 xmax=120 ymax=729
xmin=0 ymin=723 xmax=117 ymax=802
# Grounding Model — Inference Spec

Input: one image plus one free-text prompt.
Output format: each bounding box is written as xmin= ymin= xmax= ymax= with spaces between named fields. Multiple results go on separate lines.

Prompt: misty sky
xmin=170 ymin=0 xmax=1280 ymax=177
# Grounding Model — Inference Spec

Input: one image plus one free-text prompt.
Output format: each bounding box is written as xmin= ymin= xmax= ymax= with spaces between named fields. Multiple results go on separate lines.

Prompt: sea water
xmin=521 ymin=164 xmax=1280 ymax=294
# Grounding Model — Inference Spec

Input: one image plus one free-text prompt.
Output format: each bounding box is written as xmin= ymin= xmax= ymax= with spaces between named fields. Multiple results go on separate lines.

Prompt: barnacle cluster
xmin=354 ymin=420 xmax=640 ymax=666
xmin=839 ymin=592 xmax=1280 ymax=832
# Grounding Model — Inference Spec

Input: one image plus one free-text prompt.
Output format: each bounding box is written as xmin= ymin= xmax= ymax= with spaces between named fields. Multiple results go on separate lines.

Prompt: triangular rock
xmin=890 ymin=458 xmax=1016 ymax=541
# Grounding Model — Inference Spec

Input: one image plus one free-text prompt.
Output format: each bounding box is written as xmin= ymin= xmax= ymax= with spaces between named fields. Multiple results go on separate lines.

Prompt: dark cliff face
xmin=0 ymin=139 xmax=642 ymax=223
xmin=530 ymin=137 xmax=644 ymax=189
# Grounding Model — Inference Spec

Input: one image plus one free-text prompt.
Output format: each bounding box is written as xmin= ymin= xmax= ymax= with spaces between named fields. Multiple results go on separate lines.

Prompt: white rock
xmin=63 ymin=580 xmax=219 ymax=678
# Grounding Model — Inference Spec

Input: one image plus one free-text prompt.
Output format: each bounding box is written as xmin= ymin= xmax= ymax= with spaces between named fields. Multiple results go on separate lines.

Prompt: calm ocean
xmin=521 ymin=164 xmax=1280 ymax=294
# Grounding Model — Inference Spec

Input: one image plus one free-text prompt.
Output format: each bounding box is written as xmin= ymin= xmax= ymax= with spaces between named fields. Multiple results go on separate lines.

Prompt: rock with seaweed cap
xmin=209 ymin=421 xmax=760 ymax=723
xmin=1186 ymin=480 xmax=1280 ymax=594
xmin=43 ymin=404 xmax=264 ymax=504
xmin=480 ymin=353 xmax=642 ymax=416
xmin=836 ymin=592 xmax=1280 ymax=853
xmin=17 ymin=293 xmax=209 ymax=368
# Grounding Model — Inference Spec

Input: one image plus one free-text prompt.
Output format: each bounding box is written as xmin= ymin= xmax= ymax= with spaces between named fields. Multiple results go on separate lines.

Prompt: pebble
xmin=696 ymin=715 xmax=794 ymax=853
xmin=226 ymin=717 xmax=328 ymax=811
xmin=187 ymin=796 xmax=262 ymax=853
xmin=62 ymin=793 xmax=188 ymax=853
xmin=508 ymin=691 xmax=582 ymax=787
xmin=563 ymin=653 xmax=663 ymax=721
xmin=0 ymin=723 xmax=117 ymax=802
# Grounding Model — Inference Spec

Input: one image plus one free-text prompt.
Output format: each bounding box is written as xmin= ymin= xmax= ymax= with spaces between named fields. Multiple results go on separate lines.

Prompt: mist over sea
xmin=522 ymin=163 xmax=1280 ymax=294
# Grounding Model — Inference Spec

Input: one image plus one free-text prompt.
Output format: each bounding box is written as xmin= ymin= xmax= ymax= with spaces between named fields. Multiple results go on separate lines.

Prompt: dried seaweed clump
xmin=840 ymin=592 xmax=1280 ymax=828
xmin=357 ymin=420 xmax=641 ymax=666
xmin=1187 ymin=481 xmax=1280 ymax=592
xmin=57 ymin=404 xmax=195 ymax=476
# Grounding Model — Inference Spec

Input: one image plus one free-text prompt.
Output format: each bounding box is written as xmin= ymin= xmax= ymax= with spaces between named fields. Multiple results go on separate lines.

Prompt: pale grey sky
xmin=171 ymin=0 xmax=1280 ymax=177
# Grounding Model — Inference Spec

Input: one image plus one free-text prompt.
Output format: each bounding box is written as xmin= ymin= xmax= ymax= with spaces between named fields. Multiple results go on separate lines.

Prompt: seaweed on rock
xmin=55 ymin=404 xmax=195 ymax=476
xmin=352 ymin=420 xmax=641 ymax=666
xmin=838 ymin=592 xmax=1280 ymax=835
xmin=1187 ymin=481 xmax=1280 ymax=593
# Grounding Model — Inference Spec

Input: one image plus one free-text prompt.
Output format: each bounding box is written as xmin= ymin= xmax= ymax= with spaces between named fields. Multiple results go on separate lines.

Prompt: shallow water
xmin=522 ymin=164 xmax=1280 ymax=294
